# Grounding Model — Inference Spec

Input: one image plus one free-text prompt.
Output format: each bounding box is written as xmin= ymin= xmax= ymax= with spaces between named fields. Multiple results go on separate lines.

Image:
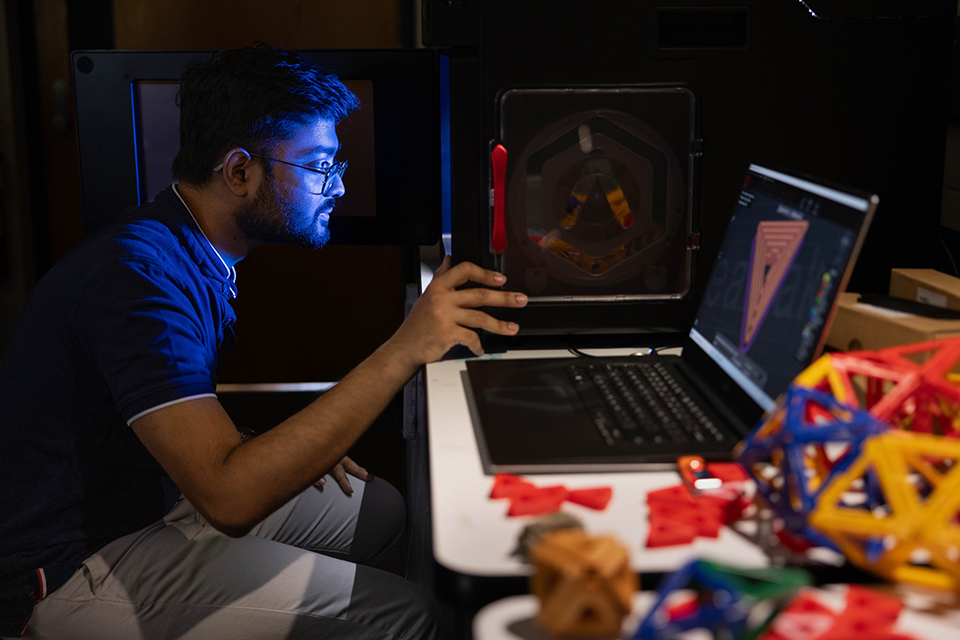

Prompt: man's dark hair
xmin=172 ymin=43 xmax=360 ymax=186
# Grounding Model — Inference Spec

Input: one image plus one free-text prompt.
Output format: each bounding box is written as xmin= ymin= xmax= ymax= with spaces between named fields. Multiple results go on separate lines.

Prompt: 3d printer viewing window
xmin=496 ymin=87 xmax=697 ymax=301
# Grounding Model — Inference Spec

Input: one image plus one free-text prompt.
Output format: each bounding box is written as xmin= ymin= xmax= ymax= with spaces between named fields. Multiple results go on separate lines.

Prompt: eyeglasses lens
xmin=318 ymin=160 xmax=347 ymax=195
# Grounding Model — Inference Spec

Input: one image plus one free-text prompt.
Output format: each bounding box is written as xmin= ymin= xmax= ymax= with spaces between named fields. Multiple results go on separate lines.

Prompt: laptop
xmin=465 ymin=163 xmax=878 ymax=473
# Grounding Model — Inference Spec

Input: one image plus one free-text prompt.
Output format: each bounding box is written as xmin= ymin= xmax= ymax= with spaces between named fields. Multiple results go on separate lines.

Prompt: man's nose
xmin=326 ymin=171 xmax=345 ymax=198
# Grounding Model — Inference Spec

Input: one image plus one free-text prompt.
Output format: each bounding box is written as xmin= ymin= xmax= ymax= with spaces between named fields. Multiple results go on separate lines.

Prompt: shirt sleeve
xmin=73 ymin=258 xmax=219 ymax=424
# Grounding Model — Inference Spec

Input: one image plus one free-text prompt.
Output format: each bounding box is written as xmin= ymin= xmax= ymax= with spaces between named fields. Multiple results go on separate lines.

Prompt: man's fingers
xmin=451 ymin=288 xmax=527 ymax=310
xmin=397 ymin=259 xmax=531 ymax=365
xmin=341 ymin=456 xmax=371 ymax=482
xmin=330 ymin=464 xmax=353 ymax=495
xmin=457 ymin=309 xmax=520 ymax=337
xmin=432 ymin=259 xmax=506 ymax=290
xmin=432 ymin=254 xmax=452 ymax=279
xmin=448 ymin=314 xmax=519 ymax=356
xmin=316 ymin=457 xmax=369 ymax=495
xmin=455 ymin=327 xmax=486 ymax=356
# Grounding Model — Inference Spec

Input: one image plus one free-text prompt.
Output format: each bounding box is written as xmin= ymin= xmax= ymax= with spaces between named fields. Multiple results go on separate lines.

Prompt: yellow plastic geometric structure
xmin=809 ymin=430 xmax=960 ymax=592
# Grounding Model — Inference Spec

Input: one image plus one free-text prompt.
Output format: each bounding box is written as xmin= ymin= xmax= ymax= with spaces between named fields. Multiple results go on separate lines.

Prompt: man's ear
xmin=217 ymin=148 xmax=257 ymax=197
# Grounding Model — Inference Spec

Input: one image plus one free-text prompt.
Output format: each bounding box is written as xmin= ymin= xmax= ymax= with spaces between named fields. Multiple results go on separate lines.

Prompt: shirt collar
xmin=172 ymin=184 xmax=238 ymax=298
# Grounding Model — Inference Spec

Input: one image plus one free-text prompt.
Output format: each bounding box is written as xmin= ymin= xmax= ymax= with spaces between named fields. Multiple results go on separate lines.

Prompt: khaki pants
xmin=15 ymin=477 xmax=440 ymax=640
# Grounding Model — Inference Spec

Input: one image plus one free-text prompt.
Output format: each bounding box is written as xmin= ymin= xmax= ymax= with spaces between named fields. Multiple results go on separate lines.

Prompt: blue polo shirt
xmin=0 ymin=185 xmax=238 ymax=635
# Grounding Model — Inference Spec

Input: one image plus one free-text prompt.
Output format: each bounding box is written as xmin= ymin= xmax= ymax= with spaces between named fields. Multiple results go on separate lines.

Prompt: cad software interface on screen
xmin=690 ymin=167 xmax=868 ymax=410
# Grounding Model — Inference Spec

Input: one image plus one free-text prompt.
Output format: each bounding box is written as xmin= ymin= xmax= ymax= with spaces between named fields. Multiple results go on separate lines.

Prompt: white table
xmin=425 ymin=349 xmax=770 ymax=580
xmin=472 ymin=592 xmax=660 ymax=640
xmin=472 ymin=586 xmax=960 ymax=640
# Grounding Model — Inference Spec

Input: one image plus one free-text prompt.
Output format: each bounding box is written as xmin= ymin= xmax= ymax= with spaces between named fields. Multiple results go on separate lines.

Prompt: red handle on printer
xmin=491 ymin=144 xmax=508 ymax=254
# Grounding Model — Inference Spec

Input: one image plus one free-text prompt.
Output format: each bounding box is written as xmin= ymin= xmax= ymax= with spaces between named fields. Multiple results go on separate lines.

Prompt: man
xmin=0 ymin=45 xmax=527 ymax=639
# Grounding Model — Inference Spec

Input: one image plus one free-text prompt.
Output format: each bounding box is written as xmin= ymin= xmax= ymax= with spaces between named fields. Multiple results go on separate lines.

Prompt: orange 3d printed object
xmin=530 ymin=529 xmax=637 ymax=637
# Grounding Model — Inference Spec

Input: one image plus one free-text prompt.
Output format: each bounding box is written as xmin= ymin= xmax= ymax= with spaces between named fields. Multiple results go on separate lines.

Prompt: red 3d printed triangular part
xmin=489 ymin=473 xmax=537 ymax=499
xmin=741 ymin=220 xmax=809 ymax=352
xmin=489 ymin=474 xmax=615 ymax=516
xmin=566 ymin=487 xmax=613 ymax=511
xmin=646 ymin=518 xmax=698 ymax=548
xmin=507 ymin=485 xmax=568 ymax=517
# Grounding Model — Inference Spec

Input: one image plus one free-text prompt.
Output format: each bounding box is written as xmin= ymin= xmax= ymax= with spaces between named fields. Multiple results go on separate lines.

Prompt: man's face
xmin=236 ymin=116 xmax=343 ymax=250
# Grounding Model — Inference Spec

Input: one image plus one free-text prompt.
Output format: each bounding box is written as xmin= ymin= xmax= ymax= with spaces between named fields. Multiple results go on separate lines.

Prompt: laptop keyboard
xmin=566 ymin=362 xmax=725 ymax=447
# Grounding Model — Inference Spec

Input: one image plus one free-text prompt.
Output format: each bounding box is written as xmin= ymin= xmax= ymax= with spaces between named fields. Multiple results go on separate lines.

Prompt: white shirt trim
xmin=127 ymin=393 xmax=218 ymax=425
xmin=37 ymin=567 xmax=48 ymax=599
xmin=216 ymin=382 xmax=337 ymax=393
xmin=171 ymin=184 xmax=238 ymax=294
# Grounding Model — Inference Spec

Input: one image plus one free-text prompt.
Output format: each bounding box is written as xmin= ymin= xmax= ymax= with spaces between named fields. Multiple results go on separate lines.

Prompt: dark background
xmin=3 ymin=0 xmax=960 ymax=371
xmin=448 ymin=0 xmax=960 ymax=338
xmin=1 ymin=1 xmax=959 ymax=632
xmin=0 ymin=0 xmax=415 ymax=384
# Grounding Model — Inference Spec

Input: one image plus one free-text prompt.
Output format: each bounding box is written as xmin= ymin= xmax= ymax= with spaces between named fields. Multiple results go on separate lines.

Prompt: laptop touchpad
xmin=483 ymin=386 xmax=576 ymax=416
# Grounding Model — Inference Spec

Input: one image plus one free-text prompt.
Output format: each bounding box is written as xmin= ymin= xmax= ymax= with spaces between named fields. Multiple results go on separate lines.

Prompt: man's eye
xmin=309 ymin=161 xmax=333 ymax=171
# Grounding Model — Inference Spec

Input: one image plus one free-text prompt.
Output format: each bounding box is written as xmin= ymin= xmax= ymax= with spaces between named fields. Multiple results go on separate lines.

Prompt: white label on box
xmin=916 ymin=287 xmax=948 ymax=308
xmin=853 ymin=303 xmax=914 ymax=319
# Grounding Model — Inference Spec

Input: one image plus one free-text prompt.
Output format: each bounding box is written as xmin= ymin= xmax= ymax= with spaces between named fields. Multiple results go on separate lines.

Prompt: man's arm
xmin=132 ymin=258 xmax=526 ymax=537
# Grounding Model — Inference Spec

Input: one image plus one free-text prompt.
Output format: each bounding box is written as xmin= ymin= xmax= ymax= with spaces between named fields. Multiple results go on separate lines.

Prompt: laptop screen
xmin=688 ymin=164 xmax=875 ymax=412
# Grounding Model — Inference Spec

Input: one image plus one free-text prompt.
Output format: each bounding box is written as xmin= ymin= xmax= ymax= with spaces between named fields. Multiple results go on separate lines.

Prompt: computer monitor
xmin=72 ymin=49 xmax=440 ymax=245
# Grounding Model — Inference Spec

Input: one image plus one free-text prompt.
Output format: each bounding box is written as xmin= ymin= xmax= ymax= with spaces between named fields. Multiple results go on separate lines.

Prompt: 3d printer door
xmin=494 ymin=86 xmax=698 ymax=301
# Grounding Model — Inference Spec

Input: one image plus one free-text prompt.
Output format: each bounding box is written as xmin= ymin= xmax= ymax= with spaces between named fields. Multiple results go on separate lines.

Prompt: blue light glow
xmin=439 ymin=55 xmax=452 ymax=237
xmin=130 ymin=82 xmax=143 ymax=205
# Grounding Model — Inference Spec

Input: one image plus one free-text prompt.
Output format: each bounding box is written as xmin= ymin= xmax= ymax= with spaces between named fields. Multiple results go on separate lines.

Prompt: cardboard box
xmin=889 ymin=268 xmax=960 ymax=311
xmin=826 ymin=292 xmax=960 ymax=353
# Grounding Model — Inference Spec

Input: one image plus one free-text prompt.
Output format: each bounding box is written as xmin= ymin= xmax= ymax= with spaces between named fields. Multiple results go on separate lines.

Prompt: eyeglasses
xmin=250 ymin=154 xmax=347 ymax=195
xmin=213 ymin=154 xmax=347 ymax=195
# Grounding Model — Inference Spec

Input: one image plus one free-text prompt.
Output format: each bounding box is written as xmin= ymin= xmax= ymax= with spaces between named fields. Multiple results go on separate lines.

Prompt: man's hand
xmin=131 ymin=259 xmax=523 ymax=537
xmin=314 ymin=455 xmax=370 ymax=495
xmin=389 ymin=257 xmax=528 ymax=368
